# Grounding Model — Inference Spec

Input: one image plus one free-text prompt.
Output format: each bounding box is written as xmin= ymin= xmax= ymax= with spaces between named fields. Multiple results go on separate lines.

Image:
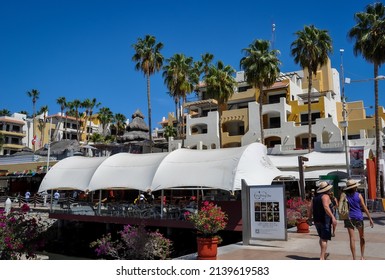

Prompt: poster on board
xmin=349 ymin=146 xmax=364 ymax=176
xmin=242 ymin=180 xmax=287 ymax=243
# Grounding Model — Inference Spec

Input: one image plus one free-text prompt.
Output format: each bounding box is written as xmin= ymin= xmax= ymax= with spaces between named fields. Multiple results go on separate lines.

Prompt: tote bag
xmin=338 ymin=192 xmax=349 ymax=220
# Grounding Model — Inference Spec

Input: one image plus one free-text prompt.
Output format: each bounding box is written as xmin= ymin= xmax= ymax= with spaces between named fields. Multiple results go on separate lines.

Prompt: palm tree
xmin=65 ymin=101 xmax=75 ymax=140
xmin=71 ymin=99 xmax=82 ymax=141
xmin=82 ymin=98 xmax=100 ymax=143
xmin=204 ymin=60 xmax=237 ymax=147
xmin=163 ymin=53 xmax=197 ymax=140
xmin=54 ymin=96 xmax=66 ymax=141
xmin=97 ymin=107 xmax=113 ymax=137
xmin=0 ymin=109 xmax=11 ymax=116
xmin=240 ymin=39 xmax=281 ymax=145
xmin=291 ymin=25 xmax=333 ymax=152
xmin=164 ymin=125 xmax=177 ymax=141
xmin=19 ymin=110 xmax=30 ymax=117
xmin=132 ymin=34 xmax=164 ymax=152
xmin=26 ymin=89 xmax=40 ymax=151
xmin=114 ymin=113 xmax=127 ymax=140
xmin=348 ymin=2 xmax=385 ymax=198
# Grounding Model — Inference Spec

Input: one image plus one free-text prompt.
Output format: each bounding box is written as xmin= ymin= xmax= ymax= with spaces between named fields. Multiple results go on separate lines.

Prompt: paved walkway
xmin=216 ymin=212 xmax=385 ymax=260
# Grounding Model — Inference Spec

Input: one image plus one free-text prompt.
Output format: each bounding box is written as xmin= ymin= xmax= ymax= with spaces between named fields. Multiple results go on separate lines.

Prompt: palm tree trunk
xmin=32 ymin=103 xmax=36 ymax=152
xmin=307 ymin=72 xmax=313 ymax=153
xmin=218 ymin=106 xmax=223 ymax=148
xmin=181 ymin=95 xmax=187 ymax=148
xmin=259 ymin=86 xmax=264 ymax=145
xmin=146 ymin=73 xmax=153 ymax=153
xmin=374 ymin=64 xmax=382 ymax=198
xmin=88 ymin=111 xmax=92 ymax=143
xmin=64 ymin=114 xmax=68 ymax=140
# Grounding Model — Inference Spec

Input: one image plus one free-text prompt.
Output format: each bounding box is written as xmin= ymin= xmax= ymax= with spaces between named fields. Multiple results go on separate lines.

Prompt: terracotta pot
xmin=296 ymin=218 xmax=310 ymax=233
xmin=196 ymin=237 xmax=219 ymax=260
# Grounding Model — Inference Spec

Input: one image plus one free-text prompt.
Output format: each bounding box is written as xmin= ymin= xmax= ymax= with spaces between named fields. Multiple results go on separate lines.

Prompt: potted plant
xmin=186 ymin=201 xmax=228 ymax=260
xmin=286 ymin=197 xmax=310 ymax=233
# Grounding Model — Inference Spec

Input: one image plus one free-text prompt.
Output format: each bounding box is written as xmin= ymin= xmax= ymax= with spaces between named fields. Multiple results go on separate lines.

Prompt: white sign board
xmin=242 ymin=180 xmax=287 ymax=243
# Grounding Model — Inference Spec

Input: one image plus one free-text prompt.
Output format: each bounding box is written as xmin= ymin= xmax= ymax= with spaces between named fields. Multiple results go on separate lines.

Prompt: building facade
xmin=156 ymin=58 xmax=384 ymax=158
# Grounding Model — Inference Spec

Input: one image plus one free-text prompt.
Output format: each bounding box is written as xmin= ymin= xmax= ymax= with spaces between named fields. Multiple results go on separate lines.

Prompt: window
xmin=348 ymin=134 xmax=360 ymax=140
xmin=300 ymin=112 xmax=320 ymax=125
xmin=268 ymin=93 xmax=286 ymax=104
xmin=269 ymin=117 xmax=281 ymax=128
xmin=238 ymin=85 xmax=252 ymax=92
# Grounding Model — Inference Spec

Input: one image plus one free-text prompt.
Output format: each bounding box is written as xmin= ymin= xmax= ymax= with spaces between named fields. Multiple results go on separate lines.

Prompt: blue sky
xmin=0 ymin=0 xmax=383 ymax=128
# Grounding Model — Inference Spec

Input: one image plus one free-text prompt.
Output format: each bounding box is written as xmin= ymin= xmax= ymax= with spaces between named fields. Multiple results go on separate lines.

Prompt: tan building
xmin=0 ymin=116 xmax=26 ymax=155
xmin=158 ymin=57 xmax=384 ymax=156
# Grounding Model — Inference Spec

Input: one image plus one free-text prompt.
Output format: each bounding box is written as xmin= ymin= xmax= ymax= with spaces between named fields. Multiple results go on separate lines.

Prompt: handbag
xmin=338 ymin=192 xmax=349 ymax=220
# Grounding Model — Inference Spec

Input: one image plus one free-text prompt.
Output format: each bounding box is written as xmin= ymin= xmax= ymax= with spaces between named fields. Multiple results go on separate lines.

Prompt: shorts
xmin=344 ymin=219 xmax=364 ymax=229
xmin=314 ymin=222 xmax=332 ymax=240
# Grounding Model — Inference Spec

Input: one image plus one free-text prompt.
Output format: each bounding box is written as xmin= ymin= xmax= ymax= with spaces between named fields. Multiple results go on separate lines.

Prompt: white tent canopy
xmin=88 ymin=152 xmax=168 ymax=191
xmin=152 ymin=143 xmax=281 ymax=191
xmin=38 ymin=143 xmax=282 ymax=193
xmin=39 ymin=156 xmax=107 ymax=192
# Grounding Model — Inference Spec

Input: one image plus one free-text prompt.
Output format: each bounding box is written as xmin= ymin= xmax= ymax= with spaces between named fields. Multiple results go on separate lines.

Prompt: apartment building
xmin=0 ymin=115 xmax=26 ymax=155
xmin=158 ymin=58 xmax=384 ymax=157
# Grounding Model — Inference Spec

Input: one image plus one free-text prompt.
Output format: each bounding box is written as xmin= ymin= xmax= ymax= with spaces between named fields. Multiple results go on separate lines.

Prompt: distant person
xmin=145 ymin=189 xmax=154 ymax=204
xmin=187 ymin=196 xmax=197 ymax=208
xmin=54 ymin=190 xmax=60 ymax=205
xmin=25 ymin=190 xmax=31 ymax=203
xmin=341 ymin=179 xmax=374 ymax=260
xmin=72 ymin=191 xmax=78 ymax=200
xmin=308 ymin=181 xmax=337 ymax=260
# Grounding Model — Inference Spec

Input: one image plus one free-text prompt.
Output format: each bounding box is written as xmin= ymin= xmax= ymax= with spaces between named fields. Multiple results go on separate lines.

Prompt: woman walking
xmin=341 ymin=179 xmax=374 ymax=260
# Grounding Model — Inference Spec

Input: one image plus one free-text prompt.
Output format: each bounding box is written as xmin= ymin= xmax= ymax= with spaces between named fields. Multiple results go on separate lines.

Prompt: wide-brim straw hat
xmin=344 ymin=179 xmax=360 ymax=190
xmin=316 ymin=181 xmax=333 ymax=193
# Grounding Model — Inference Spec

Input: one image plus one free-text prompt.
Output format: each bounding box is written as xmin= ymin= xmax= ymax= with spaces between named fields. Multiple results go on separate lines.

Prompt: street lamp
xmin=340 ymin=49 xmax=349 ymax=176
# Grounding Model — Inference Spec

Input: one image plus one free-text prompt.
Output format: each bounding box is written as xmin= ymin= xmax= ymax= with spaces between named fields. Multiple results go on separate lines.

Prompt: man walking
xmin=309 ymin=181 xmax=337 ymax=260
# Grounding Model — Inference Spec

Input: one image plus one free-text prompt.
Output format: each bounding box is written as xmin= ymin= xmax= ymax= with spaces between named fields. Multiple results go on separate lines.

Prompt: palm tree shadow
xmin=286 ymin=255 xmax=319 ymax=260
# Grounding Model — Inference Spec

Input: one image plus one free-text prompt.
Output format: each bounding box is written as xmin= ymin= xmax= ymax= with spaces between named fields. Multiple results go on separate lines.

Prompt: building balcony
xmin=0 ymin=130 xmax=26 ymax=137
xmin=2 ymin=143 xmax=24 ymax=149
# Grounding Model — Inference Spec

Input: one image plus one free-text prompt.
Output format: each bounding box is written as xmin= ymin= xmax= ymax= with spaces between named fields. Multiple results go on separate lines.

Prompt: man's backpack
xmin=338 ymin=192 xmax=350 ymax=220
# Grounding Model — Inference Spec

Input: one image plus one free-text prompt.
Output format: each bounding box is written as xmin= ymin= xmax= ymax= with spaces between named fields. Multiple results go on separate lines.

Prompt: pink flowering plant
xmin=286 ymin=197 xmax=310 ymax=227
xmin=0 ymin=204 xmax=47 ymax=260
xmin=186 ymin=201 xmax=228 ymax=238
xmin=90 ymin=224 xmax=172 ymax=260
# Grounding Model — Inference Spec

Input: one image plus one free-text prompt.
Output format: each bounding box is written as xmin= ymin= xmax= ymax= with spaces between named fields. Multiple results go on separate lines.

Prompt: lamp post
xmin=340 ymin=49 xmax=349 ymax=176
xmin=46 ymin=117 xmax=52 ymax=172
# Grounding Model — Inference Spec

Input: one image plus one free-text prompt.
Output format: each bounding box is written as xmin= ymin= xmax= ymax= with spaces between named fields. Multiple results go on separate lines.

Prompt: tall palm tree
xmin=163 ymin=53 xmax=197 ymax=140
xmin=26 ymin=89 xmax=40 ymax=151
xmin=204 ymin=60 xmax=237 ymax=147
xmin=54 ymin=96 xmax=66 ymax=141
xmin=348 ymin=2 xmax=385 ymax=198
xmin=66 ymin=101 xmax=75 ymax=140
xmin=71 ymin=99 xmax=82 ymax=141
xmin=82 ymin=98 xmax=100 ymax=143
xmin=114 ymin=113 xmax=127 ymax=140
xmin=240 ymin=39 xmax=281 ymax=145
xmin=97 ymin=107 xmax=113 ymax=137
xmin=291 ymin=25 xmax=333 ymax=152
xmin=132 ymin=34 xmax=164 ymax=152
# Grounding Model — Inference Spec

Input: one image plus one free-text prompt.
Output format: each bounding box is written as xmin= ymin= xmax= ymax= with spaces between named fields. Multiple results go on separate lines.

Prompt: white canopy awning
xmin=87 ymin=152 xmax=168 ymax=191
xmin=152 ymin=143 xmax=281 ymax=191
xmin=38 ymin=143 xmax=282 ymax=193
xmin=39 ymin=156 xmax=107 ymax=192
